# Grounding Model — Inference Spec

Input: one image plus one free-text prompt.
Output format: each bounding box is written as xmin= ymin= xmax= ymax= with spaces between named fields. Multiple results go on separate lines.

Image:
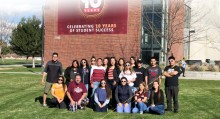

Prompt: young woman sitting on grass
xmin=132 ymin=82 xmax=148 ymax=114
xmin=94 ymin=79 xmax=111 ymax=112
xmin=50 ymin=76 xmax=67 ymax=109
xmin=146 ymin=81 xmax=165 ymax=115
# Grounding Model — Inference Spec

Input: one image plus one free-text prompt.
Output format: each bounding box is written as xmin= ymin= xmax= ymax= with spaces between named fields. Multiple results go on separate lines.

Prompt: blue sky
xmin=0 ymin=0 xmax=45 ymax=23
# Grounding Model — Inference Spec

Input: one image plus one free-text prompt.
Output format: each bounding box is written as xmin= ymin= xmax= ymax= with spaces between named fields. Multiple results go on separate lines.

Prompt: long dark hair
xmin=103 ymin=57 xmax=110 ymax=67
xmin=80 ymin=59 xmax=89 ymax=68
xmin=118 ymin=58 xmax=125 ymax=66
xmin=151 ymin=81 xmax=161 ymax=103
xmin=72 ymin=60 xmax=79 ymax=68
xmin=110 ymin=57 xmax=118 ymax=66
xmin=130 ymin=56 xmax=137 ymax=68
xmin=99 ymin=79 xmax=112 ymax=99
xmin=58 ymin=75 xmax=66 ymax=92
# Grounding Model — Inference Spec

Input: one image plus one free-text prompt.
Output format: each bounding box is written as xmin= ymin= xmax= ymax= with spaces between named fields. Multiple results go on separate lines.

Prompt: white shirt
xmin=119 ymin=70 xmax=137 ymax=87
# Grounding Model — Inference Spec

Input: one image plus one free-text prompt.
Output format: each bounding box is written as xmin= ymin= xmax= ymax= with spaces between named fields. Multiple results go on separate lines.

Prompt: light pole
xmin=188 ymin=30 xmax=195 ymax=59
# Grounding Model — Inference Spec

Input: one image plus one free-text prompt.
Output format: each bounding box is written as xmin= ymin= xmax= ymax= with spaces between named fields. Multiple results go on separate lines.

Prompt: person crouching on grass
xmin=115 ymin=77 xmax=132 ymax=113
xmin=67 ymin=74 xmax=88 ymax=111
xmin=94 ymin=79 xmax=111 ymax=112
xmin=146 ymin=81 xmax=165 ymax=115
xmin=132 ymin=82 xmax=148 ymax=114
xmin=50 ymin=76 xmax=67 ymax=109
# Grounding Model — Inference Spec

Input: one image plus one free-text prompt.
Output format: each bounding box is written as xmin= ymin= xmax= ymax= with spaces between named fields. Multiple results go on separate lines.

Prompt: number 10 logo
xmin=81 ymin=0 xmax=104 ymax=15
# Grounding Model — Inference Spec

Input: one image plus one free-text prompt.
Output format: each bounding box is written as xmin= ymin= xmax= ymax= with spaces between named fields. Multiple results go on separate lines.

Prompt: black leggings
xmin=50 ymin=97 xmax=67 ymax=109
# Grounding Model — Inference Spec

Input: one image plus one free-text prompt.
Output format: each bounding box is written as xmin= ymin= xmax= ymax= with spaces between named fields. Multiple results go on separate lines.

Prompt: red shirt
xmin=135 ymin=91 xmax=148 ymax=101
xmin=67 ymin=82 xmax=87 ymax=101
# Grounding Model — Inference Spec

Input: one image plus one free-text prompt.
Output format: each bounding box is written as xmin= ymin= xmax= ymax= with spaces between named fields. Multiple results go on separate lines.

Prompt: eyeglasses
xmin=125 ymin=64 xmax=130 ymax=66
xmin=91 ymin=60 xmax=95 ymax=62
xmin=101 ymin=82 xmax=106 ymax=84
xmin=58 ymin=79 xmax=63 ymax=81
xmin=121 ymin=80 xmax=127 ymax=82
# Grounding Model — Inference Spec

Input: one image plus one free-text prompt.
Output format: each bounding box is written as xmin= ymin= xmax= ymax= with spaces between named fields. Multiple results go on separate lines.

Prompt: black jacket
xmin=115 ymin=85 xmax=132 ymax=103
xmin=64 ymin=66 xmax=79 ymax=82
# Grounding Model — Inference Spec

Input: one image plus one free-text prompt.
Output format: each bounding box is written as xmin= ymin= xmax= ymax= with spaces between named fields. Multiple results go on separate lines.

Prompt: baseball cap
xmin=137 ymin=59 xmax=143 ymax=63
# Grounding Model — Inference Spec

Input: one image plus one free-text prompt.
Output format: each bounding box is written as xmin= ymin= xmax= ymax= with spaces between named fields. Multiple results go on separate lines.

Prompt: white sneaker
xmin=43 ymin=103 xmax=47 ymax=107
xmin=140 ymin=111 xmax=143 ymax=114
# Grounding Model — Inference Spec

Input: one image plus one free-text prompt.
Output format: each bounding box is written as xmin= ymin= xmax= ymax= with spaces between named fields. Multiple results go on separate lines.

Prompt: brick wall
xmin=44 ymin=0 xmax=141 ymax=68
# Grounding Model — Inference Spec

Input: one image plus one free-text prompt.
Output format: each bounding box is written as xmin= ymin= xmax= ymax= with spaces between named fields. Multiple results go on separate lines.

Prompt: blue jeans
xmin=132 ymin=102 xmax=147 ymax=113
xmin=117 ymin=103 xmax=131 ymax=113
xmin=147 ymin=105 xmax=165 ymax=115
xmin=91 ymin=82 xmax=100 ymax=97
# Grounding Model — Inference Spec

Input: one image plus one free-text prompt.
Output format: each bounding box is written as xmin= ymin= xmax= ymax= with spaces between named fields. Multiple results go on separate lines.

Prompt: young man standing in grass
xmin=41 ymin=52 xmax=63 ymax=107
xmin=163 ymin=56 xmax=181 ymax=113
xmin=145 ymin=57 xmax=162 ymax=98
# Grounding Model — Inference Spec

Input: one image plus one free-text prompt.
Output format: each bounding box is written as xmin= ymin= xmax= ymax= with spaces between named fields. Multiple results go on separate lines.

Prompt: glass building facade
xmin=141 ymin=0 xmax=166 ymax=64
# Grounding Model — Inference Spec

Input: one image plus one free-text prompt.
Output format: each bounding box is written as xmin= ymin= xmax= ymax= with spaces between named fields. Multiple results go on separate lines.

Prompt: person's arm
xmin=163 ymin=71 xmax=172 ymax=77
xmin=102 ymin=98 xmax=110 ymax=107
xmin=131 ymin=72 xmax=137 ymax=82
xmin=119 ymin=71 xmax=123 ymax=79
xmin=67 ymin=91 xmax=74 ymax=104
xmin=144 ymin=68 xmax=149 ymax=89
xmin=59 ymin=63 xmax=63 ymax=75
xmin=142 ymin=97 xmax=147 ymax=103
xmin=51 ymin=87 xmax=59 ymax=99
xmin=94 ymin=92 xmax=100 ymax=105
xmin=41 ymin=72 xmax=47 ymax=85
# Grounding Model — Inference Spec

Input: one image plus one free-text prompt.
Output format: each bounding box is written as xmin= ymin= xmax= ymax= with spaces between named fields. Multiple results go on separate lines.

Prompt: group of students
xmin=41 ymin=52 xmax=181 ymax=115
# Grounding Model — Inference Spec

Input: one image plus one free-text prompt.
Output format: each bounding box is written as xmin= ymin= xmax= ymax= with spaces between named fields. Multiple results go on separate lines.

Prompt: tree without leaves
xmin=10 ymin=16 xmax=42 ymax=68
xmin=0 ymin=17 xmax=16 ymax=62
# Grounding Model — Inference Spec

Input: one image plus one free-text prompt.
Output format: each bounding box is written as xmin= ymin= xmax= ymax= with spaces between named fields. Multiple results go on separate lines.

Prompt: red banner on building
xmin=58 ymin=0 xmax=128 ymax=35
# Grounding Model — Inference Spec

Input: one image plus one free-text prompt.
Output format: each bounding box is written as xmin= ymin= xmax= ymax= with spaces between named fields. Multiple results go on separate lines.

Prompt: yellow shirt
xmin=51 ymin=83 xmax=67 ymax=100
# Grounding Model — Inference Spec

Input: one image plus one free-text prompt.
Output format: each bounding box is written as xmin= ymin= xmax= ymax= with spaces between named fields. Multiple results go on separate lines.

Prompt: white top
xmin=119 ymin=70 xmax=137 ymax=87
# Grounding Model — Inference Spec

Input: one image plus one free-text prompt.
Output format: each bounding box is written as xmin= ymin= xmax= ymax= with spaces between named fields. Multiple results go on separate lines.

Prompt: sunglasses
xmin=121 ymin=80 xmax=127 ymax=82
xmin=58 ymin=79 xmax=63 ymax=81
xmin=82 ymin=61 xmax=86 ymax=64
xmin=169 ymin=60 xmax=174 ymax=62
xmin=101 ymin=82 xmax=106 ymax=84
xmin=125 ymin=64 xmax=130 ymax=66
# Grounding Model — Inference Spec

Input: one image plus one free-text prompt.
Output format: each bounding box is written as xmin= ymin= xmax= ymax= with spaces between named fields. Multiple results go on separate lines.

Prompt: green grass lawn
xmin=0 ymin=59 xmax=41 ymax=65
xmin=0 ymin=72 xmax=220 ymax=119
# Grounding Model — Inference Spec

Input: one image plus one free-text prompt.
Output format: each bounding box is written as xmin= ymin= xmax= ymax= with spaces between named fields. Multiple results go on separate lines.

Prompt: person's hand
xmin=151 ymin=104 xmax=155 ymax=107
xmin=58 ymin=99 xmax=63 ymax=103
xmin=71 ymin=100 xmax=75 ymax=106
xmin=145 ymin=85 xmax=148 ymax=90
xmin=98 ymin=103 xmax=102 ymax=108
xmin=137 ymin=98 xmax=142 ymax=102
xmin=113 ymin=81 xmax=116 ymax=85
xmin=41 ymin=79 xmax=45 ymax=85
xmin=124 ymin=103 xmax=129 ymax=107
xmin=70 ymin=79 xmax=74 ymax=82
xmin=91 ymin=83 xmax=94 ymax=88
xmin=118 ymin=103 xmax=122 ymax=107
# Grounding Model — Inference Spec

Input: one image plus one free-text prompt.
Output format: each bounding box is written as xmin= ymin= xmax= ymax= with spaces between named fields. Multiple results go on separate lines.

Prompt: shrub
xmin=208 ymin=65 xmax=219 ymax=72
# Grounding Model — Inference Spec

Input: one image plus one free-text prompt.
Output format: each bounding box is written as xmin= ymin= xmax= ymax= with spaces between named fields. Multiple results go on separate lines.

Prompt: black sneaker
xmin=165 ymin=109 xmax=172 ymax=111
xmin=174 ymin=110 xmax=178 ymax=113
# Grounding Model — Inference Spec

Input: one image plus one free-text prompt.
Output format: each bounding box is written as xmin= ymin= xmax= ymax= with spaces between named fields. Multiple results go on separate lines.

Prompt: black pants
xmin=95 ymin=101 xmax=108 ymax=112
xmin=51 ymin=97 xmax=67 ymax=109
xmin=165 ymin=86 xmax=179 ymax=111
xmin=181 ymin=67 xmax=185 ymax=76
